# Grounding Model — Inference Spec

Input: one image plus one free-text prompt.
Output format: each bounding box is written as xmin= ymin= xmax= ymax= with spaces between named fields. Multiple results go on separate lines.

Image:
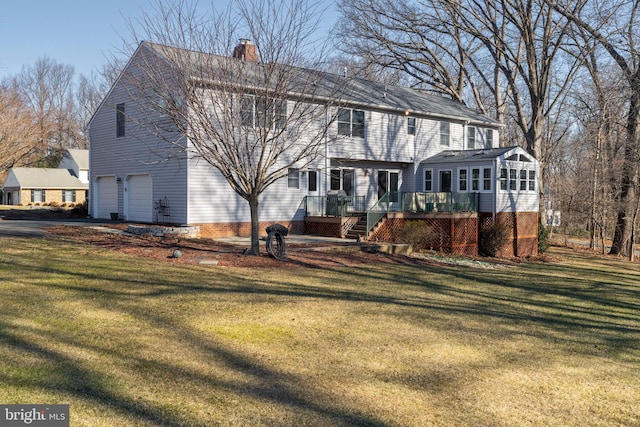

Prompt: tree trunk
xmin=610 ymin=86 xmax=640 ymax=257
xmin=248 ymin=194 xmax=260 ymax=256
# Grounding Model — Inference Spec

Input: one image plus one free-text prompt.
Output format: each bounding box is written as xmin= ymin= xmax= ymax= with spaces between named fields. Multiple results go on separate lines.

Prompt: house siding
xmin=88 ymin=46 xmax=189 ymax=222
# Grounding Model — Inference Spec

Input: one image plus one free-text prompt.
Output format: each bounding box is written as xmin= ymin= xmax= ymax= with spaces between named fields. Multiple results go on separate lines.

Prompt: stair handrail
xmin=366 ymin=192 xmax=391 ymax=239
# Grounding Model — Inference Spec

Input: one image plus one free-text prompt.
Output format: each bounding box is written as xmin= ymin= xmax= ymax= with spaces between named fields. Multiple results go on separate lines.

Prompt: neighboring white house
xmin=87 ymin=41 xmax=539 ymax=255
xmin=1 ymin=149 xmax=89 ymax=206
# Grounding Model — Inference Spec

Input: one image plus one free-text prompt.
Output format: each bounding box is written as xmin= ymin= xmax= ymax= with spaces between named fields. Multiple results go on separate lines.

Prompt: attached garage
xmin=95 ymin=176 xmax=118 ymax=219
xmin=126 ymin=174 xmax=153 ymax=223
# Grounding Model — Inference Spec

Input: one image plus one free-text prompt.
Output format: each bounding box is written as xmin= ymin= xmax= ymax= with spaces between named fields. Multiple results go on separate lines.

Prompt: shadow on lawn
xmin=2 ymin=239 xmax=640 ymax=424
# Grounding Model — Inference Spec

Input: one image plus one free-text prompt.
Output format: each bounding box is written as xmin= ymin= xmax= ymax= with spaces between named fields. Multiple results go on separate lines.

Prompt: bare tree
xmin=123 ymin=0 xmax=338 ymax=255
xmin=14 ymin=57 xmax=83 ymax=165
xmin=0 ymin=85 xmax=38 ymax=172
xmin=551 ymin=0 xmax=640 ymax=258
xmin=335 ymin=0 xmax=580 ymax=217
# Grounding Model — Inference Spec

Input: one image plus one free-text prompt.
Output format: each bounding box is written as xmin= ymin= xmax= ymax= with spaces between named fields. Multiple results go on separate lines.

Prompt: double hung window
xmin=337 ymin=109 xmax=365 ymax=138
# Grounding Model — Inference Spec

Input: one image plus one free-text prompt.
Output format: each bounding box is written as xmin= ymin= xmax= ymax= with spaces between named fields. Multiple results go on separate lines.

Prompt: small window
xmin=440 ymin=122 xmax=450 ymax=146
xmin=459 ymin=168 xmax=468 ymax=192
xmin=63 ymin=190 xmax=76 ymax=203
xmin=529 ymin=170 xmax=536 ymax=191
xmin=483 ymin=168 xmax=492 ymax=191
xmin=486 ymin=129 xmax=494 ymax=147
xmin=509 ymin=169 xmax=517 ymax=191
xmin=287 ymin=168 xmax=300 ymax=189
xmin=467 ymin=126 xmax=476 ymax=149
xmin=116 ymin=103 xmax=125 ymax=138
xmin=424 ymin=169 xmax=433 ymax=192
xmin=500 ymin=168 xmax=508 ymax=191
xmin=520 ymin=170 xmax=527 ymax=191
xmin=31 ymin=189 xmax=45 ymax=203
xmin=407 ymin=117 xmax=416 ymax=135
xmin=471 ymin=168 xmax=480 ymax=191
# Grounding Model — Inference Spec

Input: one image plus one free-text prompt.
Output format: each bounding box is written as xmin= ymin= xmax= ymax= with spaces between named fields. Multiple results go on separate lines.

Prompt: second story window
xmin=240 ymin=95 xmax=287 ymax=129
xmin=467 ymin=126 xmax=476 ymax=149
xmin=407 ymin=117 xmax=416 ymax=135
xmin=116 ymin=103 xmax=125 ymax=138
xmin=440 ymin=121 xmax=450 ymax=146
xmin=338 ymin=108 xmax=365 ymax=138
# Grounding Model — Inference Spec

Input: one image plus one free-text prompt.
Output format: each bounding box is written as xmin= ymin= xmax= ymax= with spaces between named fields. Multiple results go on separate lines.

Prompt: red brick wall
xmin=196 ymin=220 xmax=304 ymax=238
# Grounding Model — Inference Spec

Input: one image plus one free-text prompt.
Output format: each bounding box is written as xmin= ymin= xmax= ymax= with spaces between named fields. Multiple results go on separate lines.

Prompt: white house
xmin=87 ymin=41 xmax=539 ymax=256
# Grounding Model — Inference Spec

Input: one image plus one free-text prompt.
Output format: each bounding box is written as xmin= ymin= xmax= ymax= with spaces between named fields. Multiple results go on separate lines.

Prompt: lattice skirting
xmin=480 ymin=212 xmax=539 ymax=257
xmin=370 ymin=213 xmax=479 ymax=256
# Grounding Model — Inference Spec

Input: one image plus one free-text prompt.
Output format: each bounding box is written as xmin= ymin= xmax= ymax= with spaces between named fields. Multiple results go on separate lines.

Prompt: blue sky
xmin=0 ymin=0 xmax=337 ymax=81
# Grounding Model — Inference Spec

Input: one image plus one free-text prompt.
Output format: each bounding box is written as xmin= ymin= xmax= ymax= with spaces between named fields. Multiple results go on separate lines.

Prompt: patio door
xmin=440 ymin=170 xmax=452 ymax=192
xmin=378 ymin=170 xmax=400 ymax=208
xmin=307 ymin=170 xmax=319 ymax=197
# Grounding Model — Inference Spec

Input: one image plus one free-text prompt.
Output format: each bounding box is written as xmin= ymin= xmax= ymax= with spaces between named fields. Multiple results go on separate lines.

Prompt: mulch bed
xmin=44 ymin=224 xmax=433 ymax=269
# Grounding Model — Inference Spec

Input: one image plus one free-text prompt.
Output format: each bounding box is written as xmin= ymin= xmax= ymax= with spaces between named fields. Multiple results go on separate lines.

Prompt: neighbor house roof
xmin=63 ymin=149 xmax=89 ymax=170
xmin=139 ymin=41 xmax=501 ymax=127
xmin=2 ymin=168 xmax=88 ymax=189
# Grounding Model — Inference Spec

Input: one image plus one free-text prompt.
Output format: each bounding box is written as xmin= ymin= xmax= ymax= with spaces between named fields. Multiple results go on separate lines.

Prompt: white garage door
xmin=96 ymin=177 xmax=118 ymax=219
xmin=126 ymin=174 xmax=153 ymax=223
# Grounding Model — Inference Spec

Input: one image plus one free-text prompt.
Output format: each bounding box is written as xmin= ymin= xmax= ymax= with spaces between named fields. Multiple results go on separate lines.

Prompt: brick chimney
xmin=232 ymin=39 xmax=258 ymax=62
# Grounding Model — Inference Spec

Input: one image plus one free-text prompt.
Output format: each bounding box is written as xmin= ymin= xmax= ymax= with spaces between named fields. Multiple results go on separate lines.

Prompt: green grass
xmin=1 ymin=236 xmax=639 ymax=426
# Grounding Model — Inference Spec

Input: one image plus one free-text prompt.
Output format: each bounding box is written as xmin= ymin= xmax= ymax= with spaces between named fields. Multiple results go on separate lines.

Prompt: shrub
xmin=479 ymin=222 xmax=512 ymax=257
xmin=397 ymin=220 xmax=436 ymax=250
xmin=538 ymin=223 xmax=551 ymax=254
xmin=71 ymin=200 xmax=88 ymax=217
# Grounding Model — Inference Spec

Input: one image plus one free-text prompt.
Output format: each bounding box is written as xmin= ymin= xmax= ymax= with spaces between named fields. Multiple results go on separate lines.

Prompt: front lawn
xmin=0 ymin=235 xmax=638 ymax=426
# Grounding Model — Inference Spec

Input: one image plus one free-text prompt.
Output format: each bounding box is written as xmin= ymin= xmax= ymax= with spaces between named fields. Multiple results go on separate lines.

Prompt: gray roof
xmin=63 ymin=149 xmax=89 ymax=170
xmin=4 ymin=168 xmax=88 ymax=189
xmin=421 ymin=147 xmax=524 ymax=164
xmin=142 ymin=42 xmax=500 ymax=127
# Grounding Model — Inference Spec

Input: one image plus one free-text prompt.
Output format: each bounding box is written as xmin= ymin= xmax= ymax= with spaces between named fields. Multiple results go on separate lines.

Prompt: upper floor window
xmin=338 ymin=108 xmax=365 ymax=138
xmin=407 ymin=117 xmax=416 ymax=135
xmin=241 ymin=95 xmax=287 ymax=129
xmin=467 ymin=126 xmax=476 ymax=149
xmin=486 ymin=129 xmax=494 ymax=147
xmin=440 ymin=121 xmax=450 ymax=146
xmin=116 ymin=103 xmax=125 ymax=138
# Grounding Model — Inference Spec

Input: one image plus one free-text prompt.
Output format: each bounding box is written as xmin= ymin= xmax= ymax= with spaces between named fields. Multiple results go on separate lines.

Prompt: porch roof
xmin=421 ymin=146 xmax=531 ymax=164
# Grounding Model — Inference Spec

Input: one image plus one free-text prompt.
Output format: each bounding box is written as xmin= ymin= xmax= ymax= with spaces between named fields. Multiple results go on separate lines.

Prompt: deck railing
xmin=305 ymin=192 xmax=478 ymax=218
xmin=305 ymin=194 xmax=367 ymax=217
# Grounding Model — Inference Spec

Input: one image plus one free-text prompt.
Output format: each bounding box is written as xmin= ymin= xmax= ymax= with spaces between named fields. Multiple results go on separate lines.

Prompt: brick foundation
xmin=195 ymin=220 xmax=304 ymax=238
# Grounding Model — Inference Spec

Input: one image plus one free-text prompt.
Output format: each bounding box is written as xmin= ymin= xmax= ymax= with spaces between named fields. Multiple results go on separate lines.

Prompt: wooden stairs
xmin=345 ymin=214 xmax=386 ymax=241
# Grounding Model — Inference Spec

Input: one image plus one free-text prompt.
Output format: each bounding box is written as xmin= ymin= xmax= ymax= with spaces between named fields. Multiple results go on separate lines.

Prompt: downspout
xmin=493 ymin=157 xmax=498 ymax=222
xmin=325 ymin=105 xmax=330 ymax=195
xmin=84 ymin=123 xmax=93 ymax=219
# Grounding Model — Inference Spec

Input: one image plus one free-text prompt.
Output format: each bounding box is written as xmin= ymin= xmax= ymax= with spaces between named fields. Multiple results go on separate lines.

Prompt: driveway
xmin=0 ymin=218 xmax=108 ymax=237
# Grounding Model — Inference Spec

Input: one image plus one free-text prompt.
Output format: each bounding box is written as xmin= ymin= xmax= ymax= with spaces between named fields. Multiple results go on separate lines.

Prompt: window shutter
xmin=31 ymin=189 xmax=34 ymax=202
